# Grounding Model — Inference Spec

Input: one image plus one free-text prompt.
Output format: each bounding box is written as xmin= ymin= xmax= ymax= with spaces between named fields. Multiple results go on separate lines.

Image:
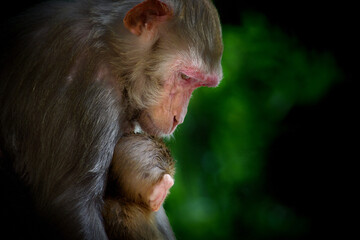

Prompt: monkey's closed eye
xmin=180 ymin=73 xmax=190 ymax=81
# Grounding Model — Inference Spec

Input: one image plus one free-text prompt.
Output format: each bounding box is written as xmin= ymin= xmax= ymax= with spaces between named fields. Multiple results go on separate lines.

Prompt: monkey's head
xmin=114 ymin=0 xmax=223 ymax=136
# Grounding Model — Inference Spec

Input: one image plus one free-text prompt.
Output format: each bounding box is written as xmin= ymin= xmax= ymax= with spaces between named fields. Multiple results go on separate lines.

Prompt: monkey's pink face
xmin=139 ymin=66 xmax=221 ymax=137
xmin=122 ymin=0 xmax=223 ymax=137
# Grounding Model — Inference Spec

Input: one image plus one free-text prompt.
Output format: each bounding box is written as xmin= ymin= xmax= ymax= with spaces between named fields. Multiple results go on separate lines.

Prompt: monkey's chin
xmin=138 ymin=112 xmax=176 ymax=137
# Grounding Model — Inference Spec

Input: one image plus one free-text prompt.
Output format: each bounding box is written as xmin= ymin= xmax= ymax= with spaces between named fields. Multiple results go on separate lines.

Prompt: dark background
xmin=1 ymin=1 xmax=357 ymax=239
xmin=215 ymin=0 xmax=358 ymax=238
xmin=214 ymin=1 xmax=357 ymax=239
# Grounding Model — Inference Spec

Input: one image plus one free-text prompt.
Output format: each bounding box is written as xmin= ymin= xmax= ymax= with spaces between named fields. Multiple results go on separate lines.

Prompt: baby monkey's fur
xmin=103 ymin=133 xmax=175 ymax=240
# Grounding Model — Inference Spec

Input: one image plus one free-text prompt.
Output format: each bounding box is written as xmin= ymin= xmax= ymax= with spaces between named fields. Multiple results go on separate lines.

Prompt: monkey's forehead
xmin=174 ymin=48 xmax=223 ymax=80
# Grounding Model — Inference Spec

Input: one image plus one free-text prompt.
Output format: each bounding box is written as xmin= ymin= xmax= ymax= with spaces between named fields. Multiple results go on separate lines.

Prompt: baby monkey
xmin=103 ymin=133 xmax=176 ymax=240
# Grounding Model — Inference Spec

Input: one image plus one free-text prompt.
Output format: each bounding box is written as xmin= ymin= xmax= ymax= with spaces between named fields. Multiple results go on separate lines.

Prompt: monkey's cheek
xmin=149 ymin=174 xmax=174 ymax=212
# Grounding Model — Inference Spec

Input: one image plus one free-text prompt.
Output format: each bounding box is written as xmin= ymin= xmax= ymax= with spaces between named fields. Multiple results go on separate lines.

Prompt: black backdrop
xmin=215 ymin=1 xmax=357 ymax=238
xmin=213 ymin=1 xmax=357 ymax=238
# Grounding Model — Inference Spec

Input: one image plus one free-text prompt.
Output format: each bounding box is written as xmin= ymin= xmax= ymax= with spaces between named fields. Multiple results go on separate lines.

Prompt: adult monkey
xmin=0 ymin=0 xmax=223 ymax=239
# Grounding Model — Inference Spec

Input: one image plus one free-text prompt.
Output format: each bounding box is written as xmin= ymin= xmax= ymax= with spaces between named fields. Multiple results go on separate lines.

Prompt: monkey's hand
xmin=149 ymin=174 xmax=174 ymax=211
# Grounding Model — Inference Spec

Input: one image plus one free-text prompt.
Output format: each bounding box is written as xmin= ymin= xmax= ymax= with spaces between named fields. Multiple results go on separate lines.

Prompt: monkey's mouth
xmin=171 ymin=116 xmax=179 ymax=133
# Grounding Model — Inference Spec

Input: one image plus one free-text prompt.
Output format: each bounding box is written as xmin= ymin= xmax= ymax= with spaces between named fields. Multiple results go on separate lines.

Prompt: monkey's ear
xmin=124 ymin=0 xmax=173 ymax=36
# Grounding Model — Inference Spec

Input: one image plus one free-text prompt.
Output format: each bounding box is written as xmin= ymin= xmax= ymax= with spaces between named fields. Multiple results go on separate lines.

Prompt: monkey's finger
xmin=149 ymin=174 xmax=174 ymax=212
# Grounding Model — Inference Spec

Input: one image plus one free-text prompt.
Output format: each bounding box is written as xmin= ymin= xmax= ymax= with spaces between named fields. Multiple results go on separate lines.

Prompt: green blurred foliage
xmin=165 ymin=13 xmax=340 ymax=239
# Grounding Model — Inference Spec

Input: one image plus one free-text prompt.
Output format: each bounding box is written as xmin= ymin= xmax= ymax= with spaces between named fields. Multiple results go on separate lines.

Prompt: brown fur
xmin=103 ymin=133 xmax=175 ymax=240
